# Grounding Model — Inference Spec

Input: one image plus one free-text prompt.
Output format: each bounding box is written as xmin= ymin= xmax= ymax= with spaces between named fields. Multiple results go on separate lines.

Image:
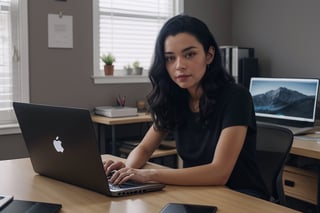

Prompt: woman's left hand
xmin=109 ymin=168 xmax=157 ymax=185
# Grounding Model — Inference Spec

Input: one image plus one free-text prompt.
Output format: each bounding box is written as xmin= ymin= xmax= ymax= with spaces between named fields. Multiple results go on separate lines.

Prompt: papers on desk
xmin=95 ymin=106 xmax=137 ymax=117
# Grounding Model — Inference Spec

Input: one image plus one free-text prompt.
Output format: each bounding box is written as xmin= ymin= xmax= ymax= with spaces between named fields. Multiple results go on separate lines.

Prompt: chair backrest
xmin=255 ymin=123 xmax=293 ymax=204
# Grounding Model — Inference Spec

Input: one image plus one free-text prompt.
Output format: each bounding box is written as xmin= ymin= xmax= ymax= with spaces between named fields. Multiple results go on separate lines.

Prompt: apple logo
xmin=53 ymin=136 xmax=64 ymax=153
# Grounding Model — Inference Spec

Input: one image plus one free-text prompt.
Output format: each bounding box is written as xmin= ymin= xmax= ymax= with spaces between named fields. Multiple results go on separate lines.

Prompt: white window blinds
xmin=0 ymin=0 xmax=28 ymax=133
xmin=0 ymin=0 xmax=11 ymax=121
xmin=96 ymin=0 xmax=183 ymax=76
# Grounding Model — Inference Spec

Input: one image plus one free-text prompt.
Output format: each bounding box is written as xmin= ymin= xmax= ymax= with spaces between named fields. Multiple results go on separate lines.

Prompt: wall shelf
xmin=92 ymin=75 xmax=150 ymax=84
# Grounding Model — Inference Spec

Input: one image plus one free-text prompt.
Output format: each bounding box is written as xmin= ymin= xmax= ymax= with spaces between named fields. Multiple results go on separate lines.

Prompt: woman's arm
xmin=104 ymin=125 xmax=166 ymax=174
xmin=110 ymin=125 xmax=247 ymax=186
xmin=125 ymin=125 xmax=167 ymax=168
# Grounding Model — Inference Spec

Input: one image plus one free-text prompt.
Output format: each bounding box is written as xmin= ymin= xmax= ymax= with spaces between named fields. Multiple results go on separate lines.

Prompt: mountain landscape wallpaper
xmin=252 ymin=87 xmax=316 ymax=119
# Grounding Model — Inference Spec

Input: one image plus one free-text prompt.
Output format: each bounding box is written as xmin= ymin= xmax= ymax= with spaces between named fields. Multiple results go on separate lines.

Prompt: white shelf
xmin=92 ymin=75 xmax=150 ymax=84
xmin=0 ymin=123 xmax=21 ymax=135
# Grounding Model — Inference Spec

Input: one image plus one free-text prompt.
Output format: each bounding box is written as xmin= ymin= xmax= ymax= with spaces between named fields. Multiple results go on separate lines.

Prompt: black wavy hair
xmin=147 ymin=14 xmax=234 ymax=131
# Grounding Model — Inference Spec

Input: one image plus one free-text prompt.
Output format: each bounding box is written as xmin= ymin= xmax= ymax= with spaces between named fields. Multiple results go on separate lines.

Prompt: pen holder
xmin=136 ymin=100 xmax=146 ymax=112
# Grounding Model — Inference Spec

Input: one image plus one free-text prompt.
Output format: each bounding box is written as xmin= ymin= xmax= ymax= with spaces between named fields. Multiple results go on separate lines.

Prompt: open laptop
xmin=249 ymin=77 xmax=320 ymax=135
xmin=13 ymin=102 xmax=165 ymax=197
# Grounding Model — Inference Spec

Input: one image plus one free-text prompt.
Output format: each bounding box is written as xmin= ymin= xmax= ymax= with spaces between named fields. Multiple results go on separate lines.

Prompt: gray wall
xmin=28 ymin=0 xmax=150 ymax=109
xmin=0 ymin=0 xmax=229 ymax=160
xmin=184 ymin=0 xmax=232 ymax=45
xmin=232 ymin=0 xmax=320 ymax=78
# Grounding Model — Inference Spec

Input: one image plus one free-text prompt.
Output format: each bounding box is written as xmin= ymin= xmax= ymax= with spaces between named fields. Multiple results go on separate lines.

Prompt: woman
xmin=104 ymin=14 xmax=269 ymax=200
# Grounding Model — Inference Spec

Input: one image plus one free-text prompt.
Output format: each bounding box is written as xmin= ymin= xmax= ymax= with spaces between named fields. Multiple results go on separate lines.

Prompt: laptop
xmin=13 ymin=102 xmax=165 ymax=197
xmin=249 ymin=77 xmax=320 ymax=135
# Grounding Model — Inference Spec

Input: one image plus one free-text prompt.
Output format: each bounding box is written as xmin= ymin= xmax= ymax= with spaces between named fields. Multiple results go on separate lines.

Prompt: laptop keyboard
xmin=107 ymin=170 xmax=144 ymax=190
xmin=108 ymin=181 xmax=142 ymax=190
xmin=109 ymin=183 xmax=121 ymax=190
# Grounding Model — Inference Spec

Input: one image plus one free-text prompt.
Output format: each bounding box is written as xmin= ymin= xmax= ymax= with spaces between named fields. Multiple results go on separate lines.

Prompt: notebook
xmin=95 ymin=106 xmax=137 ymax=117
xmin=13 ymin=102 xmax=165 ymax=197
xmin=0 ymin=199 xmax=61 ymax=213
xmin=249 ymin=77 xmax=320 ymax=135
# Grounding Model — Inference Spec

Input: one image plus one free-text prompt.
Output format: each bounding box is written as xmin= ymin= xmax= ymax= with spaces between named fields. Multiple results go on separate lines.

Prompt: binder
xmin=220 ymin=46 xmax=257 ymax=87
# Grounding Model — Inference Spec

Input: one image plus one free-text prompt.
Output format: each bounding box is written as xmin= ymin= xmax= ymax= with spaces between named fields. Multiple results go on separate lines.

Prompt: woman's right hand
xmin=103 ymin=160 xmax=126 ymax=177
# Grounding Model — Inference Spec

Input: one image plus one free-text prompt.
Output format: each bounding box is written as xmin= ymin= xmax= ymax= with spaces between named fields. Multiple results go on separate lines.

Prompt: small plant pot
xmin=134 ymin=67 xmax=143 ymax=75
xmin=104 ymin=65 xmax=114 ymax=75
xmin=124 ymin=68 xmax=133 ymax=75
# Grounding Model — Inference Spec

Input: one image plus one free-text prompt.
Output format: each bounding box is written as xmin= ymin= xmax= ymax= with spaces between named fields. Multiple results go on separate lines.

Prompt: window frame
xmin=92 ymin=0 xmax=184 ymax=84
xmin=0 ymin=0 xmax=29 ymax=135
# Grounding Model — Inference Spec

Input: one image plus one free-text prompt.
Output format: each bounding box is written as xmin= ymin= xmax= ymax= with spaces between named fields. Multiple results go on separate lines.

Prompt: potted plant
xmin=123 ymin=64 xmax=133 ymax=75
xmin=101 ymin=53 xmax=116 ymax=75
xmin=132 ymin=60 xmax=143 ymax=75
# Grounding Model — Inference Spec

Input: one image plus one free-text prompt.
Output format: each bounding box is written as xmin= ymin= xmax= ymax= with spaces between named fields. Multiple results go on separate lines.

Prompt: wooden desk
xmin=91 ymin=113 xmax=152 ymax=125
xmin=290 ymin=136 xmax=320 ymax=160
xmin=0 ymin=155 xmax=298 ymax=213
xmin=284 ymin=136 xmax=320 ymax=211
xmin=91 ymin=113 xmax=152 ymax=154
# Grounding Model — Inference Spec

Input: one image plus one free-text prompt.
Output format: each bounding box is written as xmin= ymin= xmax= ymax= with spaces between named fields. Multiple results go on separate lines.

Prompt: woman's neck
xmin=188 ymin=87 xmax=203 ymax=112
xmin=189 ymin=99 xmax=200 ymax=112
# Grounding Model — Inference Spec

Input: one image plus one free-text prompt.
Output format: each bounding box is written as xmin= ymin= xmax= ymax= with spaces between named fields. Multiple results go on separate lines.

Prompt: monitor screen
xmin=249 ymin=77 xmax=319 ymax=125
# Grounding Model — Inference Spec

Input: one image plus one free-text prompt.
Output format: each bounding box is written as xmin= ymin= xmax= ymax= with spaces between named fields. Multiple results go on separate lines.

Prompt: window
xmin=0 ymin=0 xmax=29 ymax=135
xmin=93 ymin=0 xmax=183 ymax=83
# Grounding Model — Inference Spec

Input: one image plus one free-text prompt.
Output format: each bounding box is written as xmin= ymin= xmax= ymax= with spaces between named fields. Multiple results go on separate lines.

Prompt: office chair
xmin=255 ymin=123 xmax=294 ymax=205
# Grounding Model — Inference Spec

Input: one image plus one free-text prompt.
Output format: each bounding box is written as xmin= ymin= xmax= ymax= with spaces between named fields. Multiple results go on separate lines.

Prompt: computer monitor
xmin=249 ymin=77 xmax=319 ymax=127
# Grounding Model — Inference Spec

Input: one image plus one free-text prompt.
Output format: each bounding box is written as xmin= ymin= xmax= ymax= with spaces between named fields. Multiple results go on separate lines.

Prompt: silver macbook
xmin=13 ymin=102 xmax=165 ymax=196
xmin=249 ymin=77 xmax=320 ymax=135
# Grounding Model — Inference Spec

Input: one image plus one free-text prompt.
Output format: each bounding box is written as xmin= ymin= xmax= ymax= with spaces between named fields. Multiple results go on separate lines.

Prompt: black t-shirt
xmin=174 ymin=83 xmax=268 ymax=196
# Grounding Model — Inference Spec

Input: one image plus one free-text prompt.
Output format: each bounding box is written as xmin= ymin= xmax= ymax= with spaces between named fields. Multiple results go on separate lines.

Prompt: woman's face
xmin=164 ymin=33 xmax=214 ymax=93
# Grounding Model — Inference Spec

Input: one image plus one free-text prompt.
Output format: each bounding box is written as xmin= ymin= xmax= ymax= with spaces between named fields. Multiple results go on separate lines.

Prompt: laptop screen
xmin=249 ymin=77 xmax=319 ymax=126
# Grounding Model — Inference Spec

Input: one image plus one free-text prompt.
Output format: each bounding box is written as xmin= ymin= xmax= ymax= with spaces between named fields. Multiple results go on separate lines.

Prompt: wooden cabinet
xmin=283 ymin=166 xmax=318 ymax=205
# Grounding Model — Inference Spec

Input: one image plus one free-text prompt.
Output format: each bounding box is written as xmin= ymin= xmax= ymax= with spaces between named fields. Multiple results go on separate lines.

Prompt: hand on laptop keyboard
xmin=107 ymin=170 xmax=117 ymax=180
xmin=103 ymin=160 xmax=126 ymax=176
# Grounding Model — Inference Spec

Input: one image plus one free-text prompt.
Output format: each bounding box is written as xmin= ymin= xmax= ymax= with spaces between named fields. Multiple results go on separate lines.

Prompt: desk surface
xmin=0 ymin=155 xmax=298 ymax=213
xmin=91 ymin=113 xmax=152 ymax=125
xmin=292 ymin=136 xmax=320 ymax=160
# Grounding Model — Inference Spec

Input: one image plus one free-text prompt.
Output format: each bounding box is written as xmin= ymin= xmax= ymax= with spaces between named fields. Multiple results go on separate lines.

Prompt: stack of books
xmin=95 ymin=106 xmax=137 ymax=118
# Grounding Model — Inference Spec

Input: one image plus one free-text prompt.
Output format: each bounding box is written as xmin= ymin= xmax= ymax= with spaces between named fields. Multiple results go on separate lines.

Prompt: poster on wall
xmin=48 ymin=13 xmax=73 ymax=48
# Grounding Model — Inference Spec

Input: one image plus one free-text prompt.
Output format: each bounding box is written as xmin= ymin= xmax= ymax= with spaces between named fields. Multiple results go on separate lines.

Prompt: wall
xmin=0 ymin=0 xmax=229 ymax=160
xmin=232 ymin=0 xmax=320 ymax=78
xmin=184 ymin=0 xmax=232 ymax=45
xmin=28 ymin=1 xmax=150 ymax=108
